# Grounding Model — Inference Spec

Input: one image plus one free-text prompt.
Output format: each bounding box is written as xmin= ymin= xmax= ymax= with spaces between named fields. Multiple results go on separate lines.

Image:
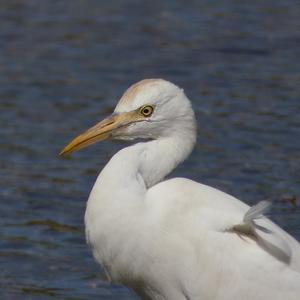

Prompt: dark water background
xmin=1 ymin=1 xmax=299 ymax=299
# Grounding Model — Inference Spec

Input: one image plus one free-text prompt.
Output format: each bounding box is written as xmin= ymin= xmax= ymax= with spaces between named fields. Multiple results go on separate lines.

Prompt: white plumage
xmin=61 ymin=79 xmax=300 ymax=300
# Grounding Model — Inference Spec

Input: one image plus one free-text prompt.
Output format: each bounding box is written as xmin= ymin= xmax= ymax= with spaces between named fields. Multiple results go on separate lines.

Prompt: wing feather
xmin=234 ymin=201 xmax=300 ymax=271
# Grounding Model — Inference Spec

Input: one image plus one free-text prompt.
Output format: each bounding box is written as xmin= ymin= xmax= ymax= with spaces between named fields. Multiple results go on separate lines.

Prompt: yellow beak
xmin=60 ymin=111 xmax=139 ymax=155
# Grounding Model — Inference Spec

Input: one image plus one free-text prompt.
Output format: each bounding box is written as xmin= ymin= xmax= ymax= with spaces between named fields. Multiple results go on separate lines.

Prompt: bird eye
xmin=140 ymin=105 xmax=154 ymax=117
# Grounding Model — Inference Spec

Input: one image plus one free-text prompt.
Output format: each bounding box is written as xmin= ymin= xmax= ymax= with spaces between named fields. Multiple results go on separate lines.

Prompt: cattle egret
xmin=61 ymin=79 xmax=300 ymax=300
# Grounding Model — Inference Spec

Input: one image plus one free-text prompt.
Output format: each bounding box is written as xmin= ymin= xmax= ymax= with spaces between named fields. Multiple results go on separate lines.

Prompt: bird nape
xmin=60 ymin=79 xmax=300 ymax=300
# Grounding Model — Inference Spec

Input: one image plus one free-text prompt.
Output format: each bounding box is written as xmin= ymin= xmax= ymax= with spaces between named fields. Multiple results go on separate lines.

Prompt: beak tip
xmin=59 ymin=147 xmax=70 ymax=156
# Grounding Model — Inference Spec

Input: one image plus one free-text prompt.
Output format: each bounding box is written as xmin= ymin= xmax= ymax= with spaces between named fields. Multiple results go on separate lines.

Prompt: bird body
xmin=61 ymin=79 xmax=300 ymax=300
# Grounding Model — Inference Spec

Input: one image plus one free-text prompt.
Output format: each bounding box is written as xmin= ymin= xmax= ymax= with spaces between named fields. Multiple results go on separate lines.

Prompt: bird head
xmin=60 ymin=79 xmax=196 ymax=155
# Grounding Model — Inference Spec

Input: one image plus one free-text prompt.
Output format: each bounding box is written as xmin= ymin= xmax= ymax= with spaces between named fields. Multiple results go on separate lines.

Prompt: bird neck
xmin=137 ymin=133 xmax=195 ymax=188
xmin=95 ymin=118 xmax=196 ymax=196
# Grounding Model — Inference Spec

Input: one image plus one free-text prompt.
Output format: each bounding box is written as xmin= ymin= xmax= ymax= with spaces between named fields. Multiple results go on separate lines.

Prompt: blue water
xmin=1 ymin=1 xmax=299 ymax=299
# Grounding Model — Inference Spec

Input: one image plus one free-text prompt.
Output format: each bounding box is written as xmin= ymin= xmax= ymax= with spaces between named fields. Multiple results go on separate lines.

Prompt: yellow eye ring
xmin=140 ymin=105 xmax=154 ymax=117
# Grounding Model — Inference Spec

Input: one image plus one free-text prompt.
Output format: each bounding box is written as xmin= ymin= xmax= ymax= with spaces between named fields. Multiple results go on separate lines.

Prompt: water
xmin=1 ymin=1 xmax=299 ymax=299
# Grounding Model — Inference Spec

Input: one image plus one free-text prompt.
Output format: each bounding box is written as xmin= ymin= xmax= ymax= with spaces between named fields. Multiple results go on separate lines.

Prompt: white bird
xmin=61 ymin=79 xmax=300 ymax=300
